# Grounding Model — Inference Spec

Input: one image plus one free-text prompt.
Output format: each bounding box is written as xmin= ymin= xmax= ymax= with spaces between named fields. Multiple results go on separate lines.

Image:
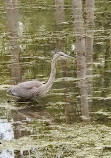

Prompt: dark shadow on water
xmin=13 ymin=103 xmax=46 ymax=117
xmin=7 ymin=96 xmax=45 ymax=107
xmin=0 ymin=148 xmax=38 ymax=158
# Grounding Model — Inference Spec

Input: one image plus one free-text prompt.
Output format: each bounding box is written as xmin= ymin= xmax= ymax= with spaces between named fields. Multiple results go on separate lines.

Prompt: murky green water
xmin=0 ymin=0 xmax=111 ymax=157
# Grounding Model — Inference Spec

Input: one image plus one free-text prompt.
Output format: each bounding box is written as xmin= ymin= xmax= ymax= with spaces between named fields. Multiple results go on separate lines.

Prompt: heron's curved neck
xmin=42 ymin=57 xmax=56 ymax=94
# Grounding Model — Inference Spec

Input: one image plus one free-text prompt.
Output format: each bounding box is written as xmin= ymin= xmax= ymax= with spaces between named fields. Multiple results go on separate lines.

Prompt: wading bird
xmin=8 ymin=52 xmax=74 ymax=101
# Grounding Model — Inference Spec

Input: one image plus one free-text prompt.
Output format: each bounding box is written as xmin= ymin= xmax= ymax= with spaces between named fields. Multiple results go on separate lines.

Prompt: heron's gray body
xmin=8 ymin=52 xmax=74 ymax=101
xmin=8 ymin=81 xmax=43 ymax=99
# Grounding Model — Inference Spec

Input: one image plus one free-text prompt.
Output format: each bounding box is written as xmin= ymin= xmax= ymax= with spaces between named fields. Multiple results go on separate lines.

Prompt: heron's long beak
xmin=65 ymin=54 xmax=75 ymax=59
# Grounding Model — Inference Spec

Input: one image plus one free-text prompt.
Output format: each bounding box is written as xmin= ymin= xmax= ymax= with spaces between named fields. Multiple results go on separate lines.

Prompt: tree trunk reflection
xmin=102 ymin=38 xmax=111 ymax=97
xmin=55 ymin=0 xmax=74 ymax=123
xmin=72 ymin=0 xmax=94 ymax=121
xmin=55 ymin=0 xmax=65 ymax=52
xmin=85 ymin=0 xmax=94 ymax=108
xmin=55 ymin=0 xmax=64 ymax=25
xmin=5 ymin=0 xmax=21 ymax=84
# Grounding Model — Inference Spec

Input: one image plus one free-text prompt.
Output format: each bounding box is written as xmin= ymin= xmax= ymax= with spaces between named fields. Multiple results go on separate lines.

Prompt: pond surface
xmin=0 ymin=0 xmax=111 ymax=157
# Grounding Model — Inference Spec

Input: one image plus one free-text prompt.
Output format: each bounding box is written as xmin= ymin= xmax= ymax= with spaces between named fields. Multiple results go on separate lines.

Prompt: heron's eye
xmin=60 ymin=53 xmax=64 ymax=56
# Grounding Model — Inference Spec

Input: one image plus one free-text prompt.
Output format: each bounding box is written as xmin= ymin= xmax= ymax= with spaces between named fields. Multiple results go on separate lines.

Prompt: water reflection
xmin=0 ymin=0 xmax=111 ymax=157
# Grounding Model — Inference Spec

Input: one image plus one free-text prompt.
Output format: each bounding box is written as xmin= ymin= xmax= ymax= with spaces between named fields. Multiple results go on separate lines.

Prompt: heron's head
xmin=54 ymin=52 xmax=74 ymax=61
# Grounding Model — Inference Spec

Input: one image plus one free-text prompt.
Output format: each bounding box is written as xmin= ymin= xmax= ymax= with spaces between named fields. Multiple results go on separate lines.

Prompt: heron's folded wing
xmin=18 ymin=81 xmax=43 ymax=89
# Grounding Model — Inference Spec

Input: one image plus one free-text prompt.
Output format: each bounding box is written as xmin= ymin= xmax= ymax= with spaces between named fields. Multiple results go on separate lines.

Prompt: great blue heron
xmin=8 ymin=52 xmax=74 ymax=101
